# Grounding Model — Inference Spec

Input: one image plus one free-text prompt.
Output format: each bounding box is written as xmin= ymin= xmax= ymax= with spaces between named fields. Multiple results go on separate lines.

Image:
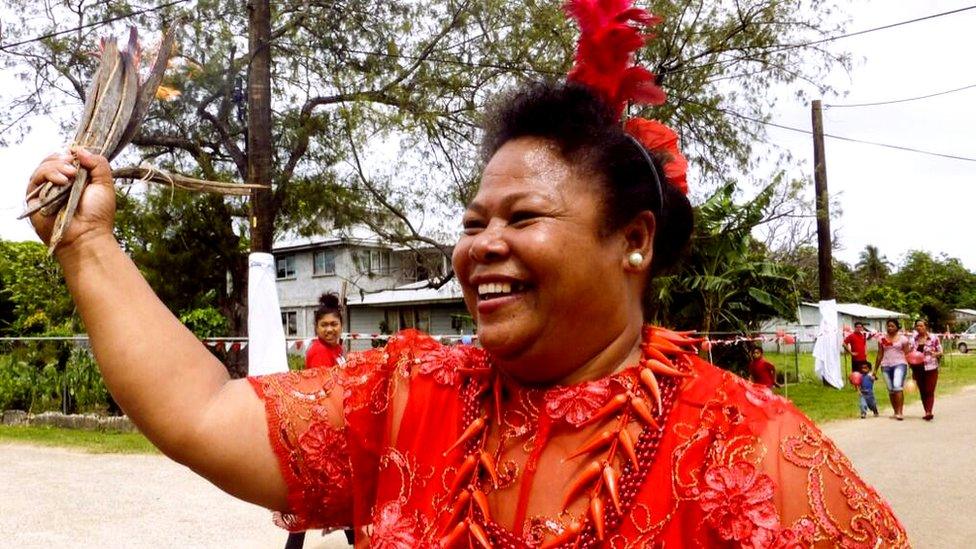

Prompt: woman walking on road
xmin=910 ymin=320 xmax=942 ymax=421
xmin=875 ymin=319 xmax=910 ymax=420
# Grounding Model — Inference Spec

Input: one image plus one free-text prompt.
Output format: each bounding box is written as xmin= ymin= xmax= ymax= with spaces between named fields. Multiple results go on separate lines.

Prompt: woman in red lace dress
xmin=24 ymin=8 xmax=906 ymax=549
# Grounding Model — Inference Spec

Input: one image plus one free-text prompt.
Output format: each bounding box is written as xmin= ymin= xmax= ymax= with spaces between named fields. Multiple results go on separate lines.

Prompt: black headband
xmin=626 ymin=134 xmax=664 ymax=216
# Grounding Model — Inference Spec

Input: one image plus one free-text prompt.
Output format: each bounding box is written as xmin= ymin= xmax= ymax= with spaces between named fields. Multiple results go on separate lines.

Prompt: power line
xmin=667 ymin=3 xmax=976 ymax=76
xmin=717 ymin=107 xmax=976 ymax=163
xmin=825 ymin=83 xmax=976 ymax=108
xmin=0 ymin=0 xmax=189 ymax=51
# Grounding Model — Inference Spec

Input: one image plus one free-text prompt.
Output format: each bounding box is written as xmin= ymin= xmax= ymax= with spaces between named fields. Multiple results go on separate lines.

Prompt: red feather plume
xmin=565 ymin=0 xmax=665 ymax=118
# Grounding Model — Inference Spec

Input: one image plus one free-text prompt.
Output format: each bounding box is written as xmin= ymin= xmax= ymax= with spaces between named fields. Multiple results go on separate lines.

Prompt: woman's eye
xmin=509 ymin=211 xmax=540 ymax=226
xmin=461 ymin=220 xmax=484 ymax=235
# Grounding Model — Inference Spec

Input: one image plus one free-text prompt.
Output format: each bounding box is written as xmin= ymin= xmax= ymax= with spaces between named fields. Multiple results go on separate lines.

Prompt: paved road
xmin=2 ymin=389 xmax=972 ymax=548
xmin=0 ymin=444 xmax=348 ymax=548
xmin=821 ymin=385 xmax=976 ymax=548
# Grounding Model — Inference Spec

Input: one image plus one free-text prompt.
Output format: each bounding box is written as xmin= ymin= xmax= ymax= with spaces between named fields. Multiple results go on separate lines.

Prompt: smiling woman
xmin=19 ymin=0 xmax=908 ymax=547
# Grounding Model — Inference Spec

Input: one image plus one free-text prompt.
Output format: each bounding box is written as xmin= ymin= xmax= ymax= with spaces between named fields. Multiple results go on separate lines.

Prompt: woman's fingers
xmin=28 ymin=153 xmax=77 ymax=189
xmin=70 ymin=146 xmax=113 ymax=187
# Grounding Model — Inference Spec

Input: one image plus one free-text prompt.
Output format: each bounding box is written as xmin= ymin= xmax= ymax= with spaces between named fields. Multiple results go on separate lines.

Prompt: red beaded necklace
xmin=435 ymin=326 xmax=699 ymax=548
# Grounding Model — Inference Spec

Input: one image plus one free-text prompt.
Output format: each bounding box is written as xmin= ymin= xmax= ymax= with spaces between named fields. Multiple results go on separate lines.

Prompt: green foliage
xmin=116 ymin=189 xmax=245 ymax=331
xmin=0 ymin=240 xmax=76 ymax=334
xmin=0 ymin=347 xmax=109 ymax=414
xmin=63 ymin=349 xmax=110 ymax=412
xmin=179 ymin=306 xmax=231 ymax=339
xmin=0 ymin=356 xmax=36 ymax=411
xmin=652 ymin=180 xmax=799 ymax=332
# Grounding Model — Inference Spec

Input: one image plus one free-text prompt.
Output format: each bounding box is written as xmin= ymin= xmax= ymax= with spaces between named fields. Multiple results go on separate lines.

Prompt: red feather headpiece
xmin=565 ymin=0 xmax=688 ymax=195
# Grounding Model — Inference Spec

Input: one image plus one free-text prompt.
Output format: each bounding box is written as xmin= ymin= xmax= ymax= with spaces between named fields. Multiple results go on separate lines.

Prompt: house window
xmin=276 ymin=255 xmax=296 ymax=279
xmin=313 ymin=249 xmax=336 ymax=276
xmin=386 ymin=307 xmax=430 ymax=333
xmin=360 ymin=249 xmax=392 ymax=276
xmin=281 ymin=311 xmax=298 ymax=336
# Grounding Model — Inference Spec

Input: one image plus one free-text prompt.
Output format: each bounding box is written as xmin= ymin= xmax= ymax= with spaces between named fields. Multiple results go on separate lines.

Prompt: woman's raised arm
xmin=27 ymin=147 xmax=288 ymax=511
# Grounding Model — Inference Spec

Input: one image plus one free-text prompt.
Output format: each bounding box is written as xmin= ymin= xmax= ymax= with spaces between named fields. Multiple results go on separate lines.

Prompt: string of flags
xmin=201 ymin=329 xmax=962 ymax=353
xmin=200 ymin=333 xmax=478 ymax=353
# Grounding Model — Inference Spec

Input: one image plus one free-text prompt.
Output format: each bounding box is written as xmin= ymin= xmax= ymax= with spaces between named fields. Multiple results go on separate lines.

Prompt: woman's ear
xmin=622 ymin=211 xmax=655 ymax=271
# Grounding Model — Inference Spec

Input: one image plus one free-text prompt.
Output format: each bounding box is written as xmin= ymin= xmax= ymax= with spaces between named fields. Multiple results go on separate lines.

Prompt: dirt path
xmin=2 ymin=389 xmax=971 ymax=548
xmin=820 ymin=385 xmax=976 ymax=548
xmin=0 ymin=444 xmax=348 ymax=548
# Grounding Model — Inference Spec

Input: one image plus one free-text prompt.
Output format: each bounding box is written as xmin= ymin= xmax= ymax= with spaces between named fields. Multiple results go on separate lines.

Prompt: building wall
xmin=275 ymin=245 xmax=419 ymax=337
xmin=347 ymin=302 xmax=472 ymax=351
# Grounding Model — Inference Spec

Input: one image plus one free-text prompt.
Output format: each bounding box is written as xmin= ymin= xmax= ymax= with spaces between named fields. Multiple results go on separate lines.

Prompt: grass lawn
xmin=764 ymin=351 xmax=976 ymax=423
xmin=0 ymin=424 xmax=158 ymax=454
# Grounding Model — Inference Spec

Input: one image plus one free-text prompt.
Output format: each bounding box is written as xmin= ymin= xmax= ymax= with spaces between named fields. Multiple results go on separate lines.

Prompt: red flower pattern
xmin=544 ymin=378 xmax=611 ymax=426
xmin=369 ymin=501 xmax=418 ymax=548
xmin=298 ymin=420 xmax=351 ymax=494
xmin=417 ymin=346 xmax=470 ymax=386
xmin=699 ymin=461 xmax=779 ymax=548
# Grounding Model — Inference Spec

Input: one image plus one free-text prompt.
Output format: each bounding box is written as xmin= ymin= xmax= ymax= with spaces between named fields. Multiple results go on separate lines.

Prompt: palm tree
xmin=856 ymin=245 xmax=891 ymax=286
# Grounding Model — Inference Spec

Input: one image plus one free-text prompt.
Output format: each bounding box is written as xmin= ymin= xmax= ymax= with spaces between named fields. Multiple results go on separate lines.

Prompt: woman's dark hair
xmin=886 ymin=318 xmax=900 ymax=330
xmin=314 ymin=292 xmax=343 ymax=323
xmin=481 ymin=81 xmax=693 ymax=275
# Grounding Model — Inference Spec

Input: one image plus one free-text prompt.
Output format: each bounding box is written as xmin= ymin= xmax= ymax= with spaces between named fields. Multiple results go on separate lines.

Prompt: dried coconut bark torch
xmin=21 ymin=27 xmax=176 ymax=253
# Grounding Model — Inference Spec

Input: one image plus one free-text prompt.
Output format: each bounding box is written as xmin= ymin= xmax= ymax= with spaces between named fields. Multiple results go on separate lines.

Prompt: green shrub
xmin=0 ymin=355 xmax=37 ymax=411
xmin=63 ymin=348 xmax=109 ymax=413
xmin=179 ymin=307 xmax=229 ymax=338
xmin=0 ymin=346 xmax=110 ymax=414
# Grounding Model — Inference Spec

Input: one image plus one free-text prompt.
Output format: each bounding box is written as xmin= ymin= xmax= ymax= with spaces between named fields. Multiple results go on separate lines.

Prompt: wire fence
xmin=1 ymin=330 xmax=966 ymax=416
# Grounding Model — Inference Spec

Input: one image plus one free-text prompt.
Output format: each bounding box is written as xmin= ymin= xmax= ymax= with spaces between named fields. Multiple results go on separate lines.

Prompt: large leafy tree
xmin=2 ymin=0 xmax=850 ymax=328
xmin=650 ymin=179 xmax=800 ymax=333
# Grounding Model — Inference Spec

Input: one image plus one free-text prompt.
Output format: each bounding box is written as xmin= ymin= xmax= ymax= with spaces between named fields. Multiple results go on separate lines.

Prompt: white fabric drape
xmin=247 ymin=252 xmax=289 ymax=376
xmin=813 ymin=299 xmax=844 ymax=388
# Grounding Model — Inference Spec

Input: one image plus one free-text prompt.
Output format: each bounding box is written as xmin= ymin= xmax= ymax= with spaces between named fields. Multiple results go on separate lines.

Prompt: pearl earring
xmin=627 ymin=251 xmax=644 ymax=267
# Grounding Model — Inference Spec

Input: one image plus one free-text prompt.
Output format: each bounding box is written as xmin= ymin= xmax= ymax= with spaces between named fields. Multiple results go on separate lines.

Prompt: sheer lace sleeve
xmin=670 ymin=361 xmax=908 ymax=548
xmin=248 ymin=367 xmax=353 ymax=531
xmin=751 ymin=383 xmax=909 ymax=547
xmin=247 ymin=330 xmax=440 ymax=532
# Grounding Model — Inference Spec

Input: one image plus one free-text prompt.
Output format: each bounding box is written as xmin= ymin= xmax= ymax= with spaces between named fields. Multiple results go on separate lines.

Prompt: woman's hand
xmin=27 ymin=147 xmax=116 ymax=251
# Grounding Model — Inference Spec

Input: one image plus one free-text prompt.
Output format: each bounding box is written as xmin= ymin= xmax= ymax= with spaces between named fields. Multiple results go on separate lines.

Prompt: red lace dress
xmin=248 ymin=329 xmax=908 ymax=548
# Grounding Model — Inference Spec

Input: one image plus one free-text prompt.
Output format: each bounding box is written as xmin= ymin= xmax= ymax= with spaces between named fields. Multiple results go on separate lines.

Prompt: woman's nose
xmin=468 ymin=221 xmax=510 ymax=263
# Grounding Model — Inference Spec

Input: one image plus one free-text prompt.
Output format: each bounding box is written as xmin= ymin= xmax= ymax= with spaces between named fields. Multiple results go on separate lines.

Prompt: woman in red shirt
xmin=305 ymin=293 xmax=345 ymax=370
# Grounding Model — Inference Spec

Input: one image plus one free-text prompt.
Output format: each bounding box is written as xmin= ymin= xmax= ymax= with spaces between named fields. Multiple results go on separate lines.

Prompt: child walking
xmin=857 ymin=363 xmax=879 ymax=418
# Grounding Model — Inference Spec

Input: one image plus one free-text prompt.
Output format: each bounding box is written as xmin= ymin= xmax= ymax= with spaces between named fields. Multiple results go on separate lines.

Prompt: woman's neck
xmin=498 ymin=323 xmax=644 ymax=388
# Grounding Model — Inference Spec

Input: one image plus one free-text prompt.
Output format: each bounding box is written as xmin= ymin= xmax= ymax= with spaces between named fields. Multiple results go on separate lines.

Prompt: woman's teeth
xmin=477 ymin=281 xmax=523 ymax=298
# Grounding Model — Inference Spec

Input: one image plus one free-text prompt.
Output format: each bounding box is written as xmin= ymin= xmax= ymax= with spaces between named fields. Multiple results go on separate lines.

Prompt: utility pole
xmin=811 ymin=100 xmax=834 ymax=301
xmin=247 ymin=0 xmax=274 ymax=253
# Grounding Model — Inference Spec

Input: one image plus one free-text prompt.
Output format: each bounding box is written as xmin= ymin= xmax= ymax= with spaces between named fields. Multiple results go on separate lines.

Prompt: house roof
xmin=801 ymin=302 xmax=907 ymax=319
xmin=953 ymin=308 xmax=976 ymax=316
xmin=273 ymin=225 xmax=386 ymax=253
xmin=347 ymin=278 xmax=464 ymax=307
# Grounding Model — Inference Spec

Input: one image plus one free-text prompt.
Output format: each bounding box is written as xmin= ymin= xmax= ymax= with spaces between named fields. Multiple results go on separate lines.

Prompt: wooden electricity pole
xmin=247 ymin=0 xmax=274 ymax=253
xmin=811 ymin=100 xmax=834 ymax=301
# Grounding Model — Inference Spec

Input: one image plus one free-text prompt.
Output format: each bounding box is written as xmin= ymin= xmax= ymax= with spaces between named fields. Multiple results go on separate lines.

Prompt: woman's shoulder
xmin=666 ymin=356 xmax=908 ymax=547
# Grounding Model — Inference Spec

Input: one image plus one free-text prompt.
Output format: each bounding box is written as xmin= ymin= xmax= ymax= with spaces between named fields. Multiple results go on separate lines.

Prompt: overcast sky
xmin=1 ymin=0 xmax=974 ymax=270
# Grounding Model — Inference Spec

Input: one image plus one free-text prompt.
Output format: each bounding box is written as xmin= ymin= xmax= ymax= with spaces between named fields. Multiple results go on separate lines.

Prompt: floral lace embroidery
xmin=699 ymin=461 xmax=779 ymax=548
xmin=543 ymin=377 xmax=611 ymax=426
xmin=781 ymin=421 xmax=907 ymax=547
xmin=248 ymin=371 xmax=353 ymax=531
xmin=367 ymin=501 xmax=419 ymax=548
